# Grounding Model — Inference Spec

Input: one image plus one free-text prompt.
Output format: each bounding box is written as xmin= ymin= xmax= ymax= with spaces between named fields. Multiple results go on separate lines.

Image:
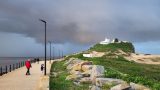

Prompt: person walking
xmin=41 ymin=64 xmax=44 ymax=73
xmin=25 ymin=59 xmax=32 ymax=75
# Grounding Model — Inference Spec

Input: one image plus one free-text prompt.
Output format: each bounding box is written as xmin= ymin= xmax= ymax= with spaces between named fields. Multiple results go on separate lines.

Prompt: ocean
xmin=0 ymin=57 xmax=32 ymax=67
xmin=0 ymin=57 xmax=35 ymax=73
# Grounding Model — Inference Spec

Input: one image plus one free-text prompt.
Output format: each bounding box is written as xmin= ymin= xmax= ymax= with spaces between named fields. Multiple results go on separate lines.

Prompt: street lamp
xmin=62 ymin=50 xmax=63 ymax=58
xmin=52 ymin=47 xmax=54 ymax=60
xmin=48 ymin=41 xmax=52 ymax=63
xmin=39 ymin=19 xmax=47 ymax=75
xmin=58 ymin=49 xmax=61 ymax=59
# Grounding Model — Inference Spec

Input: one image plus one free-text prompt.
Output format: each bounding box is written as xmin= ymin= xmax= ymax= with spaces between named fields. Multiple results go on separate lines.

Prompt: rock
xmin=70 ymin=70 xmax=82 ymax=75
xmin=110 ymin=83 xmax=131 ymax=90
xmin=73 ymin=81 xmax=81 ymax=86
xmin=66 ymin=64 xmax=74 ymax=70
xmin=96 ymin=78 xmax=125 ymax=87
xmin=81 ymin=61 xmax=92 ymax=66
xmin=66 ymin=74 xmax=83 ymax=81
xmin=81 ymin=65 xmax=93 ymax=72
xmin=82 ymin=70 xmax=91 ymax=77
xmin=91 ymin=85 xmax=101 ymax=90
xmin=79 ymin=77 xmax=92 ymax=84
xmin=72 ymin=61 xmax=93 ymax=71
xmin=72 ymin=63 xmax=82 ymax=71
xmin=91 ymin=65 xmax=105 ymax=83
xmin=66 ymin=59 xmax=83 ymax=70
xmin=64 ymin=58 xmax=73 ymax=65
xmin=130 ymin=82 xmax=151 ymax=90
xmin=70 ymin=59 xmax=83 ymax=64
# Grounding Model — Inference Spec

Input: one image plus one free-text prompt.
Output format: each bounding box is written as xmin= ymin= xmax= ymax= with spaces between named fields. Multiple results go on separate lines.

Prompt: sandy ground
xmin=125 ymin=53 xmax=160 ymax=64
xmin=0 ymin=60 xmax=53 ymax=90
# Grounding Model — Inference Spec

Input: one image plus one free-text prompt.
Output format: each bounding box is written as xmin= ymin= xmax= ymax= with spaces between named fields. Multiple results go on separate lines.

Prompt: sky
xmin=0 ymin=0 xmax=160 ymax=57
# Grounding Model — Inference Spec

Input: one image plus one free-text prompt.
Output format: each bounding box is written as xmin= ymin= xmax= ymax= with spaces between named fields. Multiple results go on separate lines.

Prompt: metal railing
xmin=0 ymin=59 xmax=37 ymax=76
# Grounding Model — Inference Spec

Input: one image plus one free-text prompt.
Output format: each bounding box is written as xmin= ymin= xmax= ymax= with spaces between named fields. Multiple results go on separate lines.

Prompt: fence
xmin=0 ymin=59 xmax=37 ymax=76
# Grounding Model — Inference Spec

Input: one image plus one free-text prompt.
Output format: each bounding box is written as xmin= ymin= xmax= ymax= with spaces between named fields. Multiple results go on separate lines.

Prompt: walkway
xmin=0 ymin=60 xmax=53 ymax=90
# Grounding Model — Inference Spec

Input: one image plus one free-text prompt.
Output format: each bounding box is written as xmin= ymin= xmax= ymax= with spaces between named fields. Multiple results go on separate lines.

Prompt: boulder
xmin=82 ymin=70 xmax=92 ymax=77
xmin=110 ymin=83 xmax=131 ymax=90
xmin=81 ymin=61 xmax=92 ymax=66
xmin=96 ymin=78 xmax=125 ymax=87
xmin=66 ymin=64 xmax=74 ymax=70
xmin=64 ymin=58 xmax=73 ymax=65
xmin=70 ymin=70 xmax=82 ymax=75
xmin=91 ymin=85 xmax=101 ymax=90
xmin=66 ymin=59 xmax=83 ymax=70
xmin=73 ymin=81 xmax=81 ymax=86
xmin=72 ymin=63 xmax=82 ymax=71
xmin=72 ymin=61 xmax=93 ymax=71
xmin=79 ymin=77 xmax=92 ymax=84
xmin=91 ymin=65 xmax=105 ymax=83
xmin=71 ymin=59 xmax=83 ymax=64
xmin=81 ymin=65 xmax=93 ymax=72
xmin=130 ymin=82 xmax=151 ymax=90
xmin=66 ymin=74 xmax=83 ymax=81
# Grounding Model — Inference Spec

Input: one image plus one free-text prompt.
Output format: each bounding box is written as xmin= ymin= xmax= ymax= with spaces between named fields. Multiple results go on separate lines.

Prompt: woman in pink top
xmin=25 ymin=59 xmax=32 ymax=75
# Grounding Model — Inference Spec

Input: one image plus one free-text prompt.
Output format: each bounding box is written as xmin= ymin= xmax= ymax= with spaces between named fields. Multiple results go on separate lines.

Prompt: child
xmin=41 ymin=64 xmax=44 ymax=73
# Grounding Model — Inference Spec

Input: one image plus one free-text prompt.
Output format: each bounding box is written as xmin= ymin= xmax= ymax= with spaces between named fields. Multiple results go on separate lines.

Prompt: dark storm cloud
xmin=0 ymin=0 xmax=160 ymax=45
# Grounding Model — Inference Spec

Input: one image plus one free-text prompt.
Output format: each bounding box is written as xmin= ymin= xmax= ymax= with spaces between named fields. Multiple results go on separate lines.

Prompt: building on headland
xmin=83 ymin=54 xmax=92 ymax=57
xmin=99 ymin=38 xmax=111 ymax=44
xmin=100 ymin=38 xmax=129 ymax=45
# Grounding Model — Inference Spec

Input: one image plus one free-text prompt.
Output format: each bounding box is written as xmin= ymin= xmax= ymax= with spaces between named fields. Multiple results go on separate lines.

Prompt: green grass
xmin=49 ymin=60 xmax=90 ymax=90
xmin=70 ymin=54 xmax=160 ymax=90
xmin=89 ymin=42 xmax=135 ymax=53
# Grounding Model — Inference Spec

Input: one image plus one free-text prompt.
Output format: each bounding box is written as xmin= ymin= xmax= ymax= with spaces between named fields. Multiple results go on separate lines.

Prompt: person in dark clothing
xmin=37 ymin=58 xmax=39 ymax=64
xmin=41 ymin=64 xmax=44 ymax=73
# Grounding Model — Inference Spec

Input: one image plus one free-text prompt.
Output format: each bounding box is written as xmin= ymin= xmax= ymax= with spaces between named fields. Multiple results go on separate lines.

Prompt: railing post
xmin=10 ymin=65 xmax=11 ymax=72
xmin=0 ymin=67 xmax=2 ymax=76
xmin=16 ymin=63 xmax=18 ymax=69
xmin=13 ymin=64 xmax=14 ymax=70
xmin=6 ymin=65 xmax=7 ymax=74
xmin=19 ymin=62 xmax=20 ymax=68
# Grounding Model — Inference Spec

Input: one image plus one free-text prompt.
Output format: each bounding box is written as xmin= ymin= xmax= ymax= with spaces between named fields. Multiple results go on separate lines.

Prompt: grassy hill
xmin=50 ymin=42 xmax=160 ymax=90
xmin=89 ymin=42 xmax=135 ymax=53
xmin=64 ymin=42 xmax=160 ymax=89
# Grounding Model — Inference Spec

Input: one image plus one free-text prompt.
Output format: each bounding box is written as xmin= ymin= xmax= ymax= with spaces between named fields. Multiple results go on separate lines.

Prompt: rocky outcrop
xmin=65 ymin=58 xmax=104 ymax=84
xmin=64 ymin=58 xmax=150 ymax=90
xmin=95 ymin=78 xmax=125 ymax=87
xmin=90 ymin=85 xmax=101 ymax=90
xmin=91 ymin=65 xmax=105 ymax=84
xmin=130 ymin=82 xmax=151 ymax=90
xmin=110 ymin=83 xmax=131 ymax=90
xmin=66 ymin=74 xmax=83 ymax=81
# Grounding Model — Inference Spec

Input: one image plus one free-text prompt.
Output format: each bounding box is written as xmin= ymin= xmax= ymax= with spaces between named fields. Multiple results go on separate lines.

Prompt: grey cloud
xmin=0 ymin=0 xmax=160 ymax=45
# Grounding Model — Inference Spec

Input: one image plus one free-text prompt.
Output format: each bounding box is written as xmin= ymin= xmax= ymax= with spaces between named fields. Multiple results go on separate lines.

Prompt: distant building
xmin=111 ymin=38 xmax=119 ymax=43
xmin=83 ymin=54 xmax=92 ymax=57
xmin=100 ymin=38 xmax=111 ymax=45
xmin=100 ymin=38 xmax=129 ymax=45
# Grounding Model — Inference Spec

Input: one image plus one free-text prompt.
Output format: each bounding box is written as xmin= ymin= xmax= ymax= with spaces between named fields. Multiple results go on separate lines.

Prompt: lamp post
xmin=48 ymin=41 xmax=52 ymax=63
xmin=58 ymin=49 xmax=60 ymax=59
xmin=62 ymin=50 xmax=63 ymax=58
xmin=53 ymin=47 xmax=54 ymax=60
xmin=39 ymin=19 xmax=47 ymax=75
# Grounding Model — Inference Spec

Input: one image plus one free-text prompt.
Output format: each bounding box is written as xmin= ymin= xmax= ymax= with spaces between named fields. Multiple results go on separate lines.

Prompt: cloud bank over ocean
xmin=0 ymin=0 xmax=160 ymax=56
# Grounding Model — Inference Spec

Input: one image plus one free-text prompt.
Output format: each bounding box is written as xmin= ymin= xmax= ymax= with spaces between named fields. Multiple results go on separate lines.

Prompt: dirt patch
xmin=125 ymin=53 xmax=160 ymax=64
